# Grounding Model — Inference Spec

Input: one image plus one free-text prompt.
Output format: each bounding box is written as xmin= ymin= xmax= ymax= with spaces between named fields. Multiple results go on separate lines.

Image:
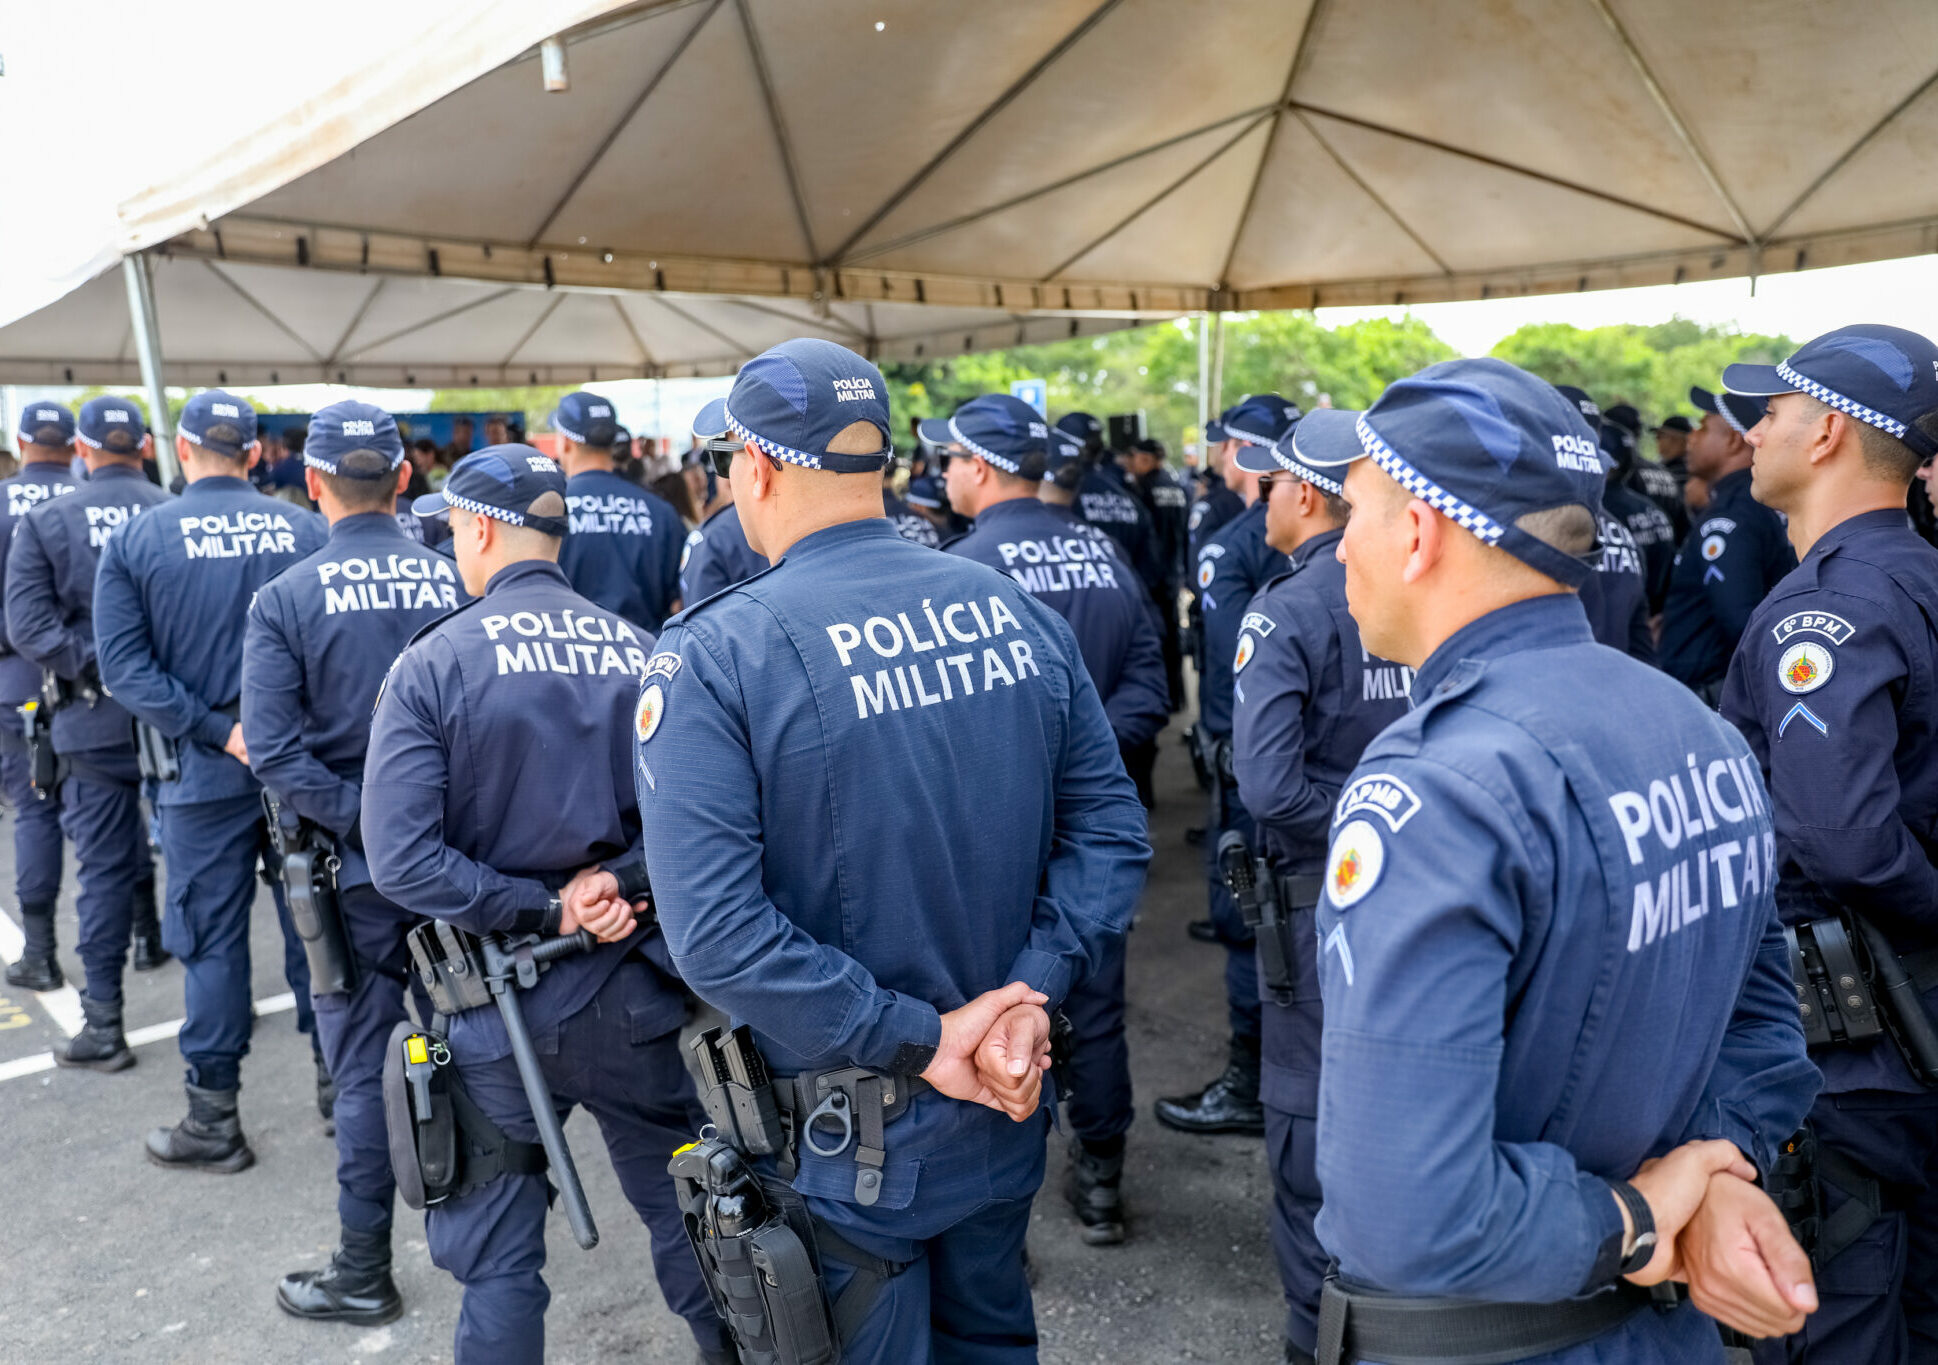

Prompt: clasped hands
xmin=1621 ymin=1138 xmax=1818 ymax=1339
xmin=919 ymin=982 xmax=1054 ymax=1123
xmin=556 ymin=864 xmax=646 ymax=943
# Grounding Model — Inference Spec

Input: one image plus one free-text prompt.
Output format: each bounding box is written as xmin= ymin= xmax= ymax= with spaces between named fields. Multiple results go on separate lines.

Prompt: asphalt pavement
xmin=0 ymin=720 xmax=1283 ymax=1364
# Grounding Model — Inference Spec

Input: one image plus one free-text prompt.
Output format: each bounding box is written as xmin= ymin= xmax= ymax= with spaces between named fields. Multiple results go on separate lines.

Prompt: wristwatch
xmin=1609 ymin=1180 xmax=1657 ymax=1275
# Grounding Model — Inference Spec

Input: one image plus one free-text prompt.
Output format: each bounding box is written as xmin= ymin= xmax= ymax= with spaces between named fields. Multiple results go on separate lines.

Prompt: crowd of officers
xmin=2 ymin=319 xmax=1937 ymax=1365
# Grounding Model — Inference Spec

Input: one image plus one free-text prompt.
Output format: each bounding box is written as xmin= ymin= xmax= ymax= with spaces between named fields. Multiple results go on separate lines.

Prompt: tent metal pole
xmin=123 ymin=253 xmax=179 ymax=487
xmin=1196 ymin=312 xmax=1211 ymax=458
xmin=1208 ymin=310 xmax=1226 ymax=424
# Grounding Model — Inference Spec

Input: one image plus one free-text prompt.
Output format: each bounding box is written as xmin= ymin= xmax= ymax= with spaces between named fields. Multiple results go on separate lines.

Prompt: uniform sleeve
xmin=1626 ymin=589 xmax=1656 ymax=666
xmin=1007 ymin=612 xmax=1151 ymax=1007
xmin=680 ymin=531 xmax=723 ymax=605
xmin=658 ymin=504 xmax=684 ymax=615
xmin=1314 ymin=757 xmax=1623 ymax=1300
xmin=1730 ymin=592 xmax=1938 ymax=935
xmin=1198 ymin=551 xmax=1246 ymax=737
xmin=1676 ymin=894 xmax=1819 ymax=1174
xmin=241 ymin=592 xmax=360 ymax=838
xmin=637 ymin=624 xmax=944 ymax=1074
xmin=92 ymin=532 xmax=234 ymax=747
xmin=4 ymin=516 xmax=86 ymax=678
xmin=1102 ymin=595 xmax=1169 ymax=749
xmin=1233 ymin=600 xmax=1330 ymax=849
xmin=362 ymin=641 xmax=554 ymax=933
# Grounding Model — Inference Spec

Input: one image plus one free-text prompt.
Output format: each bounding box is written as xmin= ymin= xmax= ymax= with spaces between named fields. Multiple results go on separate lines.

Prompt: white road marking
xmin=0 ymin=904 xmax=84 ymax=1036
xmin=0 ymin=991 xmax=297 ymax=1084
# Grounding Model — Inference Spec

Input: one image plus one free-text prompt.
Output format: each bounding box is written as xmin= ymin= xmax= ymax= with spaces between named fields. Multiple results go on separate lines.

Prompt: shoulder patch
xmin=1778 ymin=641 xmax=1834 ymax=694
xmin=1188 ymin=502 xmax=1208 ymax=531
xmin=1197 ymin=559 xmax=1216 ymax=590
xmin=1326 ymin=819 xmax=1385 ymax=909
xmin=1772 ymin=611 xmax=1855 ymax=646
xmin=643 ymin=650 xmax=682 ymax=683
xmin=1234 ymin=633 xmax=1257 ymax=673
xmin=635 ymin=682 xmax=666 ymax=745
xmin=1239 ymin=611 xmax=1276 ymax=638
xmin=1699 ymin=517 xmax=1738 ymax=536
xmin=1335 ymin=772 xmax=1422 ymax=831
xmin=1701 ymin=534 xmax=1727 ymax=562
xmin=1779 ymin=701 xmax=1828 ymax=739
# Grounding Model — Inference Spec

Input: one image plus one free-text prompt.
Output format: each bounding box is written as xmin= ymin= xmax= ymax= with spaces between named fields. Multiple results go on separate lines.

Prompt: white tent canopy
xmin=5 ymin=0 xmax=1938 ymax=385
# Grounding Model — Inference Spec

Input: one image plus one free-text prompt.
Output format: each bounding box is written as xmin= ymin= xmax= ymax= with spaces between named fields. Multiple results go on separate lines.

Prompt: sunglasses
xmin=703 ymin=438 xmax=744 ymax=480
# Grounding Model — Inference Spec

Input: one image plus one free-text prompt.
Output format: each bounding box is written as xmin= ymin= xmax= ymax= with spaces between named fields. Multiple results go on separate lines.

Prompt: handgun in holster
xmin=16 ymin=696 xmax=57 ymax=799
xmin=134 ymin=720 xmax=179 ymax=783
xmin=262 ymin=791 xmax=357 ymax=995
xmin=1220 ymin=830 xmax=1299 ymax=1000
xmin=394 ymin=922 xmax=603 ymax=1248
xmin=1183 ymin=724 xmax=1211 ymax=792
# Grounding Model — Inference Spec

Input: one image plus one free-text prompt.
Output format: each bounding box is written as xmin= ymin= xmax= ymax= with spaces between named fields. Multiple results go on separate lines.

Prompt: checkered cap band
xmin=1271 ymin=447 xmax=1343 ymax=497
xmin=444 ymin=490 xmax=525 ymax=526
xmin=1355 ymin=414 xmax=1504 ymax=545
xmin=1225 ymin=423 xmax=1279 ymax=449
xmin=949 ymin=415 xmax=1022 ymax=475
xmin=1778 ymin=361 xmax=1907 ymax=440
xmin=726 ymin=406 xmax=824 ymax=471
xmin=1716 ymin=398 xmax=1752 ymax=439
xmin=75 ymin=430 xmax=106 ymax=451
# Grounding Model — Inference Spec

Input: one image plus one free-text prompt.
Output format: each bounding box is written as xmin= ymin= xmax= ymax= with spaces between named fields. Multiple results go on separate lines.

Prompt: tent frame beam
xmin=1761 ymin=62 xmax=1938 ymax=242
xmin=1218 ymin=0 xmax=1330 ymax=287
xmin=734 ymin=0 xmax=819 ymax=263
xmin=1297 ymin=111 xmax=1453 ymax=275
xmin=122 ymin=253 xmax=179 ymax=488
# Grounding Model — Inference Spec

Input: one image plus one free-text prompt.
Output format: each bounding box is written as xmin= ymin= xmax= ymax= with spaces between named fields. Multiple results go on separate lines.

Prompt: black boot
xmin=145 ymin=1083 xmax=254 ymax=1172
xmin=1186 ymin=918 xmax=1219 ymax=943
xmin=131 ymin=879 xmax=170 ymax=972
xmin=1063 ymin=1136 xmax=1127 ymax=1245
xmin=56 ymin=994 xmax=134 ymax=1072
xmin=314 ymin=1046 xmax=337 ymax=1137
xmin=276 ymin=1224 xmax=403 ymax=1326
xmin=1153 ymin=1036 xmax=1264 ymax=1136
xmin=5 ymin=899 xmax=62 ymax=991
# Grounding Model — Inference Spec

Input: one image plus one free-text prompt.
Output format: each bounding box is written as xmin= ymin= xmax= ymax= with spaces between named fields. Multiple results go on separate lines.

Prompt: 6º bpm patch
xmin=1326 ymin=818 xmax=1385 ymax=909
xmin=1778 ymin=642 xmax=1833 ymax=694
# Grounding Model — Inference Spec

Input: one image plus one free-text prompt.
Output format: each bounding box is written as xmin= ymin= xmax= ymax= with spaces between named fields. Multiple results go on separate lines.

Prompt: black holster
xmin=1766 ymin=1125 xmax=1887 ymax=1272
xmin=1219 ymin=831 xmax=1317 ymax=1003
xmin=265 ymin=793 xmax=356 ymax=996
xmin=381 ymin=1020 xmax=546 ymax=1210
xmin=1789 ymin=912 xmax=1938 ymax=1083
xmin=17 ymin=697 xmax=58 ymax=799
xmin=134 ymin=720 xmax=179 ymax=783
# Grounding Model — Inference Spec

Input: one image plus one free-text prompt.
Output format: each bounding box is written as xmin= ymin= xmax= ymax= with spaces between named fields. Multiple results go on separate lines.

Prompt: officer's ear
xmin=1399 ymin=497 xmax=1444 ymax=586
xmin=243 ymin=441 xmax=263 ymax=473
xmin=394 ymin=462 xmax=411 ymax=498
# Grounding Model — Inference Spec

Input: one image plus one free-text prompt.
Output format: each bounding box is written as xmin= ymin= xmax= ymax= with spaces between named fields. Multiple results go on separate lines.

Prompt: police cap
xmin=306 ymin=400 xmax=404 ymax=477
xmin=916 ymin=394 xmax=1048 ymax=478
xmin=178 ymin=390 xmax=258 ymax=457
xmin=551 ymin=391 xmax=620 ymax=449
xmin=76 ymin=397 xmax=142 ymax=455
xmin=16 ymin=400 xmax=76 ymax=450
xmin=693 ymin=339 xmax=892 ymax=474
xmin=412 ymin=445 xmax=569 ymax=537
xmin=1723 ymin=324 xmax=1938 ymax=459
xmin=1688 ymin=385 xmax=1766 ymax=440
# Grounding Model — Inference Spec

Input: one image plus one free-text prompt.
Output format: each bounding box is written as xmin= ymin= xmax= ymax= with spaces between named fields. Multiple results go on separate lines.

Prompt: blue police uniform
xmin=1659 ymin=467 xmax=1794 ymax=698
xmin=1290 ymin=368 xmax=1816 ymax=1365
xmin=364 ymin=448 xmax=725 ymax=1363
xmin=557 ymin=467 xmax=684 ymax=632
xmin=1138 ymin=459 xmax=1192 ymax=709
xmin=1605 ymin=477 xmax=1678 ymax=612
xmin=94 ymin=392 xmax=329 ymax=1117
xmin=1232 ymin=514 xmax=1413 ymax=1355
xmin=884 ymin=487 xmax=941 ymax=547
xmin=678 ymin=501 xmax=766 ymax=604
xmin=1580 ymin=509 xmax=1656 ymax=662
xmin=0 ymin=440 xmax=78 ymax=980
xmin=239 ymin=402 xmax=469 ymax=1321
xmin=1178 ymin=398 xmax=1299 ymax=1111
xmin=1081 ymin=461 xmax=1164 ymax=601
xmin=948 ymin=488 xmax=1165 ymax=1195
xmin=6 ymin=443 xmax=168 ymax=1031
xmin=641 ymin=344 xmax=1149 ymax=1361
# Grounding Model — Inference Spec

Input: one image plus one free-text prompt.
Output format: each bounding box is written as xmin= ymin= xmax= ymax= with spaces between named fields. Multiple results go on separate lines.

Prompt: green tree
xmin=1490 ymin=319 xmax=1793 ymax=435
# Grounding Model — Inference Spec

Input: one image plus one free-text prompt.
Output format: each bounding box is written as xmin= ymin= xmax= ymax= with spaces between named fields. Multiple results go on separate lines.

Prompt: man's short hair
xmin=318 ymin=452 xmax=399 ymax=512
xmin=1513 ymin=503 xmax=1599 ymax=557
xmin=1813 ymin=396 xmax=1938 ymax=485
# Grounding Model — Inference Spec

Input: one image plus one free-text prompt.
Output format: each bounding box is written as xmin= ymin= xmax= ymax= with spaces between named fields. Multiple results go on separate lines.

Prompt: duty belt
xmin=1274 ymin=872 xmax=1324 ymax=910
xmin=1315 ymin=1278 xmax=1654 ymax=1365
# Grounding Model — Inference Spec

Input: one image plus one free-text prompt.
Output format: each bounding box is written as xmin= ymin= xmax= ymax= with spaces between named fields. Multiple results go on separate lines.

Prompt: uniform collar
xmin=971 ymin=496 xmax=1047 ymax=529
xmin=328 ymin=510 xmax=411 ymax=543
xmin=1708 ymin=467 xmax=1754 ymax=504
xmin=17 ymin=459 xmax=73 ymax=481
xmin=1290 ymin=526 xmax=1343 ymax=571
xmin=1413 ymin=593 xmax=1594 ymax=699
xmin=182 ymin=475 xmax=254 ymax=496
xmin=778 ymin=516 xmax=898 ymax=566
xmin=1805 ymin=507 xmax=1906 ymax=566
xmin=86 ymin=463 xmax=146 ymax=483
xmin=483 ymin=559 xmax=570 ymax=597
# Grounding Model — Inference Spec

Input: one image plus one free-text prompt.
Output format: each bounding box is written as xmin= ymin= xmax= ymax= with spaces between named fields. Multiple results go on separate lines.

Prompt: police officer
xmin=1128 ymin=436 xmax=1191 ymax=710
xmin=363 ymin=447 xmax=730 ymax=1365
xmin=551 ymin=392 xmax=685 ymax=632
xmin=240 ymin=401 xmax=465 ymax=1326
xmin=903 ymin=472 xmax=953 ymax=537
xmin=1600 ymin=415 xmax=1680 ymax=613
xmin=1607 ymin=400 xmax=1691 ymax=544
xmin=883 ymin=457 xmax=941 ymax=548
xmin=1658 ymin=385 xmax=1795 ymax=703
xmin=1184 ymin=416 xmax=1246 ymax=700
xmin=1158 ymin=393 xmax=1299 ymax=1138
xmin=0 ymin=399 xmax=77 ymax=992
xmin=4 ymin=398 xmax=171 ymax=1066
xmin=1554 ymin=387 xmax=1655 ymax=662
xmin=638 ymin=340 xmax=1150 ymax=1361
xmin=1057 ymin=411 xmax=1165 ymax=605
xmin=95 ymin=390 xmax=330 ymax=1172
xmin=1718 ymin=325 xmax=1938 ymax=1363
xmin=939 ymin=394 xmax=1165 ymax=1246
xmin=1228 ymin=412 xmax=1414 ymax=1362
xmin=1299 ymin=358 xmax=1818 ymax=1363
xmin=678 ymin=461 xmax=768 ymax=606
